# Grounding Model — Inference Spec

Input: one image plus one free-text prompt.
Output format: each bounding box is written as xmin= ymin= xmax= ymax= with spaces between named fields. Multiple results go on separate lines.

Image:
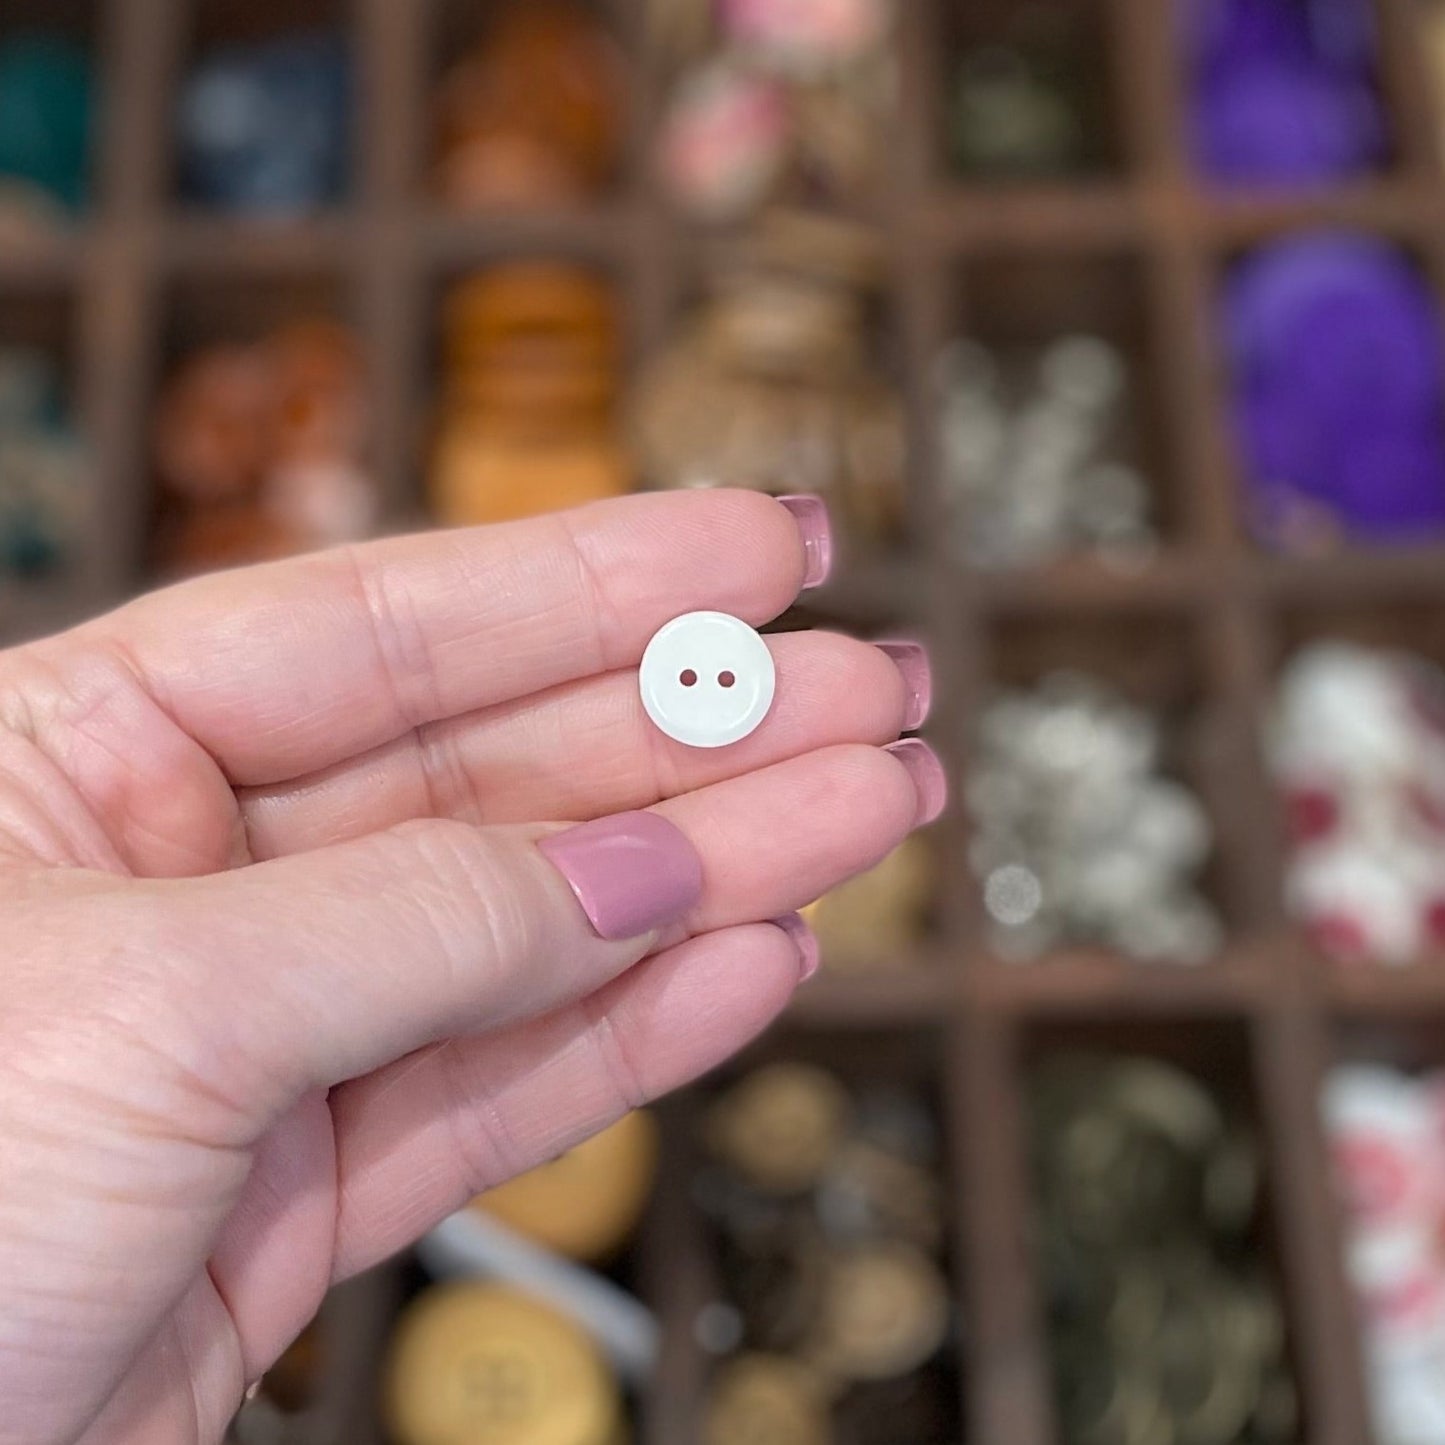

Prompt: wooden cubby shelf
xmin=8 ymin=0 xmax=1445 ymax=1442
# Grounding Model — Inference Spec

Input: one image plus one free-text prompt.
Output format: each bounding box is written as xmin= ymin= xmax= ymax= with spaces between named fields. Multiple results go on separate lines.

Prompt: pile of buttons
xmin=1224 ymin=234 xmax=1445 ymax=552
xmin=968 ymin=674 xmax=1223 ymax=964
xmin=1325 ymin=1064 xmax=1445 ymax=1445
xmin=384 ymin=1282 xmax=627 ymax=1445
xmin=177 ymin=31 xmax=349 ymax=215
xmin=0 ymin=35 xmax=93 ymax=227
xmin=373 ymin=1114 xmax=657 ymax=1445
xmin=0 ymin=349 xmax=89 ymax=584
xmin=937 ymin=335 xmax=1158 ymax=569
xmin=802 ymin=835 xmax=935 ymax=973
xmin=1183 ymin=0 xmax=1388 ymax=185
xmin=1032 ymin=1055 xmax=1298 ymax=1445
xmin=698 ymin=1062 xmax=958 ymax=1444
xmin=431 ymin=263 xmax=632 ymax=527
xmin=634 ymin=213 xmax=905 ymax=549
xmin=655 ymin=0 xmax=895 ymax=222
xmin=949 ymin=3 xmax=1109 ymax=179
xmin=432 ymin=0 xmax=625 ymax=210
xmin=1269 ymin=641 xmax=1445 ymax=966
xmin=153 ymin=318 xmax=376 ymax=574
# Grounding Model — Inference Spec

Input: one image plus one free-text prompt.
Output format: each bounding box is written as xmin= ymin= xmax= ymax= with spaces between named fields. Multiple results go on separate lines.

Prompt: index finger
xmin=67 ymin=491 xmax=827 ymax=787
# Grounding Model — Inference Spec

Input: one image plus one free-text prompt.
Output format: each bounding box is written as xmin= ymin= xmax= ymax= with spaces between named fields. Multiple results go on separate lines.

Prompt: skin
xmin=0 ymin=491 xmax=928 ymax=1445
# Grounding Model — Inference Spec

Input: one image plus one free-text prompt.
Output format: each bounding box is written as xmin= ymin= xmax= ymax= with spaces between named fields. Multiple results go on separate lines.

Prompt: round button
xmin=703 ymin=1354 xmax=831 ymax=1445
xmin=639 ymin=611 xmax=776 ymax=749
xmin=384 ymin=1283 xmax=621 ymax=1445
xmin=707 ymin=1063 xmax=851 ymax=1196
xmin=806 ymin=1241 xmax=949 ymax=1383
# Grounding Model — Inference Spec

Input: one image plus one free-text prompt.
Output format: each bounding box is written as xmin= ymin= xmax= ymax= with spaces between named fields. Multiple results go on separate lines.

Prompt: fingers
xmin=169 ymin=741 xmax=938 ymax=1124
xmin=328 ymin=922 xmax=804 ymax=1280
xmin=238 ymin=630 xmax=919 ymax=859
xmin=71 ymin=490 xmax=822 ymax=788
xmin=653 ymin=740 xmax=938 ymax=937
xmin=165 ymin=815 xmax=695 ymax=1122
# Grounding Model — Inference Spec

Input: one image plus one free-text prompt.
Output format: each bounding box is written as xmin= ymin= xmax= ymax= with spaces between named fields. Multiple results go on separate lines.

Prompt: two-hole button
xmin=639 ymin=611 xmax=777 ymax=749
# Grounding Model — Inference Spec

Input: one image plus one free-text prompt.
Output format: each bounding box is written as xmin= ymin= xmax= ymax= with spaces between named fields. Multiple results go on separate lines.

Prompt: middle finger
xmin=239 ymin=630 xmax=928 ymax=858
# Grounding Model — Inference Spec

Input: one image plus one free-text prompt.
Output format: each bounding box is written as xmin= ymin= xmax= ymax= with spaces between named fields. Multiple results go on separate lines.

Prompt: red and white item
xmin=721 ymin=0 xmax=891 ymax=75
xmin=1326 ymin=1065 xmax=1445 ymax=1445
xmin=1271 ymin=643 xmax=1445 ymax=965
xmin=657 ymin=61 xmax=790 ymax=221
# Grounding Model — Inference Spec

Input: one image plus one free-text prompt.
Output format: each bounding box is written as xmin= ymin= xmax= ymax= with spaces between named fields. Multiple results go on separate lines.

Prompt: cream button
xmin=639 ymin=611 xmax=776 ymax=749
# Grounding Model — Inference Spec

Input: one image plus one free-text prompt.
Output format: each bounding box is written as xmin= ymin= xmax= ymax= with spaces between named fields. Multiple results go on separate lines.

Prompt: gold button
xmin=703 ymin=1355 xmax=831 ymax=1445
xmin=443 ymin=264 xmax=619 ymax=345
xmin=806 ymin=1241 xmax=950 ymax=1383
xmin=469 ymin=1111 xmax=659 ymax=1263
xmin=384 ymin=1283 xmax=622 ymax=1445
xmin=802 ymin=835 xmax=935 ymax=970
xmin=430 ymin=430 xmax=631 ymax=526
xmin=707 ymin=1064 xmax=852 ymax=1196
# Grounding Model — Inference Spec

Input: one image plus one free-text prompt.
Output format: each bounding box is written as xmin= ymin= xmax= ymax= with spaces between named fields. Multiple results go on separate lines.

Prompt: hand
xmin=0 ymin=491 xmax=943 ymax=1445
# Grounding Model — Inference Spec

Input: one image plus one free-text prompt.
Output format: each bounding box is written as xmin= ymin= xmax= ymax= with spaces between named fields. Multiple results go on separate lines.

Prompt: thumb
xmin=165 ymin=812 xmax=703 ymax=1121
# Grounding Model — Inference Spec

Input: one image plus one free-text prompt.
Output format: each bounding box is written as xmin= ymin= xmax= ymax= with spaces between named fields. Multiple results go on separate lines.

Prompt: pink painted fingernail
xmin=876 ymin=641 xmax=933 ymax=731
xmin=539 ymin=812 xmax=704 ymax=941
xmin=884 ymin=739 xmax=948 ymax=827
xmin=772 ymin=912 xmax=821 ymax=981
xmin=777 ymin=495 xmax=833 ymax=590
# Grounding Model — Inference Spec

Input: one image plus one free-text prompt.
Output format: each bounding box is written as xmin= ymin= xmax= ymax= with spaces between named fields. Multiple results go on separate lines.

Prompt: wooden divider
xmin=6 ymin=0 xmax=1445 ymax=1440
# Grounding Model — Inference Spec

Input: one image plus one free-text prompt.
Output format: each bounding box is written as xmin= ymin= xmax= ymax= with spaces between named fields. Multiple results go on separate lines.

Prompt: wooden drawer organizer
xmin=9 ymin=2 xmax=1445 ymax=1442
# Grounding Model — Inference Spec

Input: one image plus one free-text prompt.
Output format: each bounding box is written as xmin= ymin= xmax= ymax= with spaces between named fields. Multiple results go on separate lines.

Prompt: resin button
xmin=640 ymin=610 xmax=776 ymax=749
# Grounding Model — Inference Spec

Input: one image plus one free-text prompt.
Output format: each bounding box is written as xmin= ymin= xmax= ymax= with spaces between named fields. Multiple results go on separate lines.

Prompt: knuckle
xmin=436 ymin=1041 xmax=529 ymax=1194
xmin=580 ymin=994 xmax=652 ymax=1113
xmin=382 ymin=818 xmax=543 ymax=985
xmin=388 ymin=813 xmax=486 ymax=865
xmin=414 ymin=718 xmax=487 ymax=826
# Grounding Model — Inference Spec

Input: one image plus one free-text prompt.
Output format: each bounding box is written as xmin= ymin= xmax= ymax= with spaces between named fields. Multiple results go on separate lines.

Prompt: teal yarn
xmin=0 ymin=35 xmax=94 ymax=211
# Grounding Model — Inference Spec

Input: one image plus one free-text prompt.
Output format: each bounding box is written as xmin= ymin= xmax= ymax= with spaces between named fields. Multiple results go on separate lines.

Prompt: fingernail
xmin=884 ymin=739 xmax=948 ymax=826
xmin=876 ymin=640 xmax=933 ymax=732
xmin=539 ymin=812 xmax=704 ymax=942
xmin=772 ymin=912 xmax=821 ymax=981
xmin=776 ymin=494 xmax=833 ymax=590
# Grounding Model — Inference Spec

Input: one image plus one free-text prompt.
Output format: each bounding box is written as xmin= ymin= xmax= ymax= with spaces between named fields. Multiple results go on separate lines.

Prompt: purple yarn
xmin=1332 ymin=425 xmax=1445 ymax=536
xmin=1305 ymin=0 xmax=1379 ymax=77
xmin=1225 ymin=234 xmax=1445 ymax=546
xmin=1184 ymin=0 xmax=1314 ymax=76
xmin=1186 ymin=0 xmax=1376 ymax=76
xmin=1183 ymin=0 xmax=1386 ymax=184
xmin=1193 ymin=58 xmax=1387 ymax=184
xmin=1225 ymin=235 xmax=1441 ymax=420
xmin=1234 ymin=387 xmax=1328 ymax=495
xmin=1285 ymin=291 xmax=1442 ymax=424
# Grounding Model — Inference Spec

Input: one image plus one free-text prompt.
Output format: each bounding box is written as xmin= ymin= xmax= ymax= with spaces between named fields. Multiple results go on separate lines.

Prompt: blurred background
xmin=9 ymin=0 xmax=1445 ymax=1441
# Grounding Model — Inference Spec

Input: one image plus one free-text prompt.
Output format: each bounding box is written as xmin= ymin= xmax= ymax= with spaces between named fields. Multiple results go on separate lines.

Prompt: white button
xmin=639 ymin=611 xmax=776 ymax=749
